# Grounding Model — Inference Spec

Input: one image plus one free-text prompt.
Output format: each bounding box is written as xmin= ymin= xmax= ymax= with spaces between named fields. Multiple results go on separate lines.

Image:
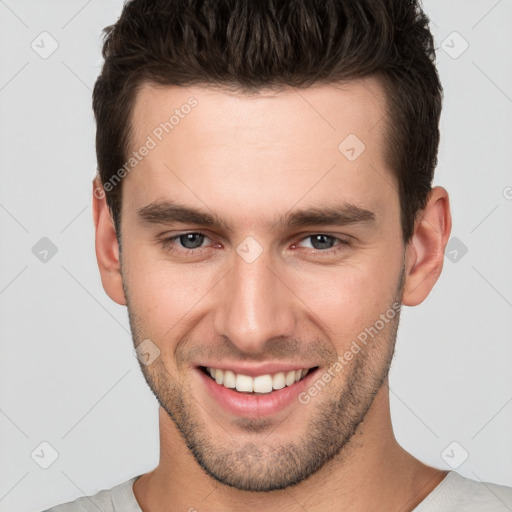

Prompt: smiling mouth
xmin=200 ymin=366 xmax=318 ymax=394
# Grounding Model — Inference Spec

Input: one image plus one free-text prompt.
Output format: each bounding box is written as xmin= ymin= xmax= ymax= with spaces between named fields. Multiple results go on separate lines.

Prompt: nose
xmin=212 ymin=246 xmax=297 ymax=354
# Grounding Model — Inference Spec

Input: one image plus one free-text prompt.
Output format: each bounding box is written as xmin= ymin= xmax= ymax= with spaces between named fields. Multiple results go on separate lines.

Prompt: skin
xmin=92 ymin=77 xmax=452 ymax=511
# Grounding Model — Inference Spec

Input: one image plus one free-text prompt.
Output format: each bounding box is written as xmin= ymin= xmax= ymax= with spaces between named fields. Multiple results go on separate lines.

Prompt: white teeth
xmin=235 ymin=374 xmax=253 ymax=392
xmin=253 ymin=374 xmax=273 ymax=394
xmin=285 ymin=371 xmax=296 ymax=386
xmin=223 ymin=370 xmax=236 ymax=388
xmin=272 ymin=372 xmax=286 ymax=390
xmin=206 ymin=367 xmax=311 ymax=393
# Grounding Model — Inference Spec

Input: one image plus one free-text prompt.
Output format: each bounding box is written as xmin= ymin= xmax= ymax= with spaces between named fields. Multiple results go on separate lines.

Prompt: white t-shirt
xmin=42 ymin=471 xmax=512 ymax=511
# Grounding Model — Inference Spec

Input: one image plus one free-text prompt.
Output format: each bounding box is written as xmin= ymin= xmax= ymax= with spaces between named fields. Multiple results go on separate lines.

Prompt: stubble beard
xmin=124 ymin=271 xmax=404 ymax=492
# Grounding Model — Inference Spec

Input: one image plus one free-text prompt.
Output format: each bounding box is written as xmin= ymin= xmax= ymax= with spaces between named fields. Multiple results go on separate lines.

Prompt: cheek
xmin=122 ymin=232 xmax=403 ymax=354
xmin=122 ymin=244 xmax=219 ymax=335
xmin=290 ymin=256 xmax=401 ymax=347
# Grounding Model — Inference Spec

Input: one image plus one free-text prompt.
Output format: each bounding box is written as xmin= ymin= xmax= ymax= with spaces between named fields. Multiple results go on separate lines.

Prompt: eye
xmin=160 ymin=232 xmax=212 ymax=253
xmin=296 ymin=234 xmax=347 ymax=251
xmin=176 ymin=233 xmax=208 ymax=249
xmin=158 ymin=231 xmax=350 ymax=258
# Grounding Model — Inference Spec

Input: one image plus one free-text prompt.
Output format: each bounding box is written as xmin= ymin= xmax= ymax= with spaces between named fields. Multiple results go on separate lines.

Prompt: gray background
xmin=0 ymin=1 xmax=511 ymax=511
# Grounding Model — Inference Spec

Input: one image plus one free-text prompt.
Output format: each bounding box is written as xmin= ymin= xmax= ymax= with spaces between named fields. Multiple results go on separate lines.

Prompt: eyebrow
xmin=137 ymin=200 xmax=376 ymax=231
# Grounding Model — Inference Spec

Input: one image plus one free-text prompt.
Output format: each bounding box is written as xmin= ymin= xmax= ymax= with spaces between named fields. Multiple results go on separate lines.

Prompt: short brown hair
xmin=93 ymin=0 xmax=442 ymax=242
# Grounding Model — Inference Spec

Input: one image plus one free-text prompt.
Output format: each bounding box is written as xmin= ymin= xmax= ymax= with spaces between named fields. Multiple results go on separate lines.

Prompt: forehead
xmin=124 ymin=78 xmax=397 ymax=229
xmin=131 ymin=78 xmax=388 ymax=150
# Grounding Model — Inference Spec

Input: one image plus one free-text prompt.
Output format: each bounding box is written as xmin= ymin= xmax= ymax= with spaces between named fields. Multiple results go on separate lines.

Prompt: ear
xmin=92 ymin=176 xmax=126 ymax=306
xmin=402 ymin=186 xmax=452 ymax=306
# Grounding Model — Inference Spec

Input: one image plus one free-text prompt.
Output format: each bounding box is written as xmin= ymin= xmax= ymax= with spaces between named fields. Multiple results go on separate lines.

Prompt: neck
xmin=133 ymin=382 xmax=447 ymax=512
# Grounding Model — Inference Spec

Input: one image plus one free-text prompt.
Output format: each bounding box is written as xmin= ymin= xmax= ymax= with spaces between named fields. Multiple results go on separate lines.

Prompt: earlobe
xmin=402 ymin=186 xmax=452 ymax=307
xmin=92 ymin=176 xmax=127 ymax=306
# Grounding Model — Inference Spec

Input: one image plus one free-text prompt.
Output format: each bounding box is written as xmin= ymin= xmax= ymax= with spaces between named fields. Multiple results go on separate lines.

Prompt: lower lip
xmin=198 ymin=368 xmax=318 ymax=418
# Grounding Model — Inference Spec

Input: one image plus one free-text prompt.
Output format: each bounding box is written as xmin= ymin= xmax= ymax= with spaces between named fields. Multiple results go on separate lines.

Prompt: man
xmin=44 ymin=0 xmax=512 ymax=510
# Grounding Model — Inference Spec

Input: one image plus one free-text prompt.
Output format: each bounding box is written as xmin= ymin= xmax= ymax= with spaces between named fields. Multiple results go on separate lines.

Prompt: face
xmin=118 ymin=79 xmax=406 ymax=491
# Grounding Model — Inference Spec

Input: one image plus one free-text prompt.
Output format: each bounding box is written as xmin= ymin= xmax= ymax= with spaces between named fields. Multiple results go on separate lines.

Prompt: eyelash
xmin=159 ymin=232 xmax=350 ymax=257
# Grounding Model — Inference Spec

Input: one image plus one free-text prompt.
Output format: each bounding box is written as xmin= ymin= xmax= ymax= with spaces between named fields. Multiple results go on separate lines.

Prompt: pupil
xmin=312 ymin=234 xmax=334 ymax=250
xmin=180 ymin=233 xmax=204 ymax=249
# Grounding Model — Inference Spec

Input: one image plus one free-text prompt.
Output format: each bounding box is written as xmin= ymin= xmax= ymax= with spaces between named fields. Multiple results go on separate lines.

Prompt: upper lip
xmin=197 ymin=362 xmax=318 ymax=377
